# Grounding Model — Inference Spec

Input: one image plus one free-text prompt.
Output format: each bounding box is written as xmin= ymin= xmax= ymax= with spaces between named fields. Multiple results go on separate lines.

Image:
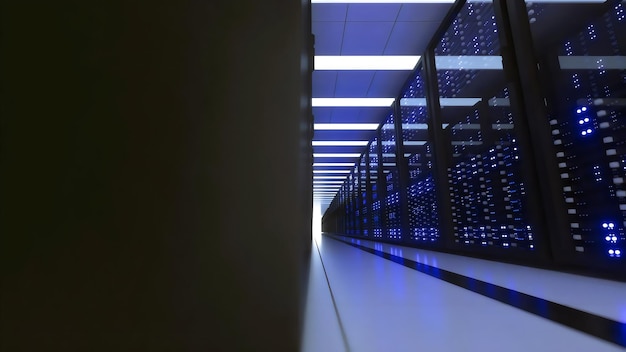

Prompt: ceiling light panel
xmin=313 ymin=153 xmax=362 ymax=158
xmin=314 ymin=123 xmax=379 ymax=130
xmin=312 ymin=98 xmax=395 ymax=107
xmin=313 ymin=170 xmax=352 ymax=173
xmin=312 ymin=141 xmax=369 ymax=146
xmin=313 ymin=163 xmax=355 ymax=166
xmin=315 ymin=56 xmax=420 ymax=70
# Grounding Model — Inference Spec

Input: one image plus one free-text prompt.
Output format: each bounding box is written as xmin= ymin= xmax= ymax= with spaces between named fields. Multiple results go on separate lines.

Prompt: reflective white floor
xmin=301 ymin=233 xmax=626 ymax=352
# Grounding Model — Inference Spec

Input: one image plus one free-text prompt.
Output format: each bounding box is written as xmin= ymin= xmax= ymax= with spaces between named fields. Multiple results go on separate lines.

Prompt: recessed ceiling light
xmin=312 ymin=141 xmax=369 ymax=146
xmin=313 ymin=170 xmax=352 ymax=173
xmin=312 ymin=98 xmax=394 ymax=107
xmin=315 ymin=56 xmax=420 ymax=70
xmin=313 ymin=153 xmax=362 ymax=158
xmin=313 ymin=163 xmax=355 ymax=166
xmin=314 ymin=124 xmax=379 ymax=130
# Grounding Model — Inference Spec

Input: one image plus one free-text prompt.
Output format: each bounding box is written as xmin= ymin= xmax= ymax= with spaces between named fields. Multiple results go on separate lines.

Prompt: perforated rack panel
xmin=381 ymin=112 xmax=403 ymax=240
xmin=434 ymin=1 xmax=537 ymax=252
xmin=369 ymin=138 xmax=383 ymax=238
xmin=531 ymin=0 xmax=626 ymax=261
xmin=360 ymin=154 xmax=369 ymax=236
xmin=400 ymin=67 xmax=440 ymax=243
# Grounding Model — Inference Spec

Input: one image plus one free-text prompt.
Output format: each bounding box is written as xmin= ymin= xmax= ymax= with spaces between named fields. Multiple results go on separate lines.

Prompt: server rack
xmin=398 ymin=65 xmax=442 ymax=247
xmin=381 ymin=111 xmax=404 ymax=241
xmin=369 ymin=138 xmax=384 ymax=239
xmin=506 ymin=0 xmax=626 ymax=273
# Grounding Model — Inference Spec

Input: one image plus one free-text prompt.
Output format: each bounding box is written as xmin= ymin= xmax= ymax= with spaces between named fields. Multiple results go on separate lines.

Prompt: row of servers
xmin=322 ymin=0 xmax=626 ymax=278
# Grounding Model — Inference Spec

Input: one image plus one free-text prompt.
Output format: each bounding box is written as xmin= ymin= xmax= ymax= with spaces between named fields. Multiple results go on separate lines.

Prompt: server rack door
xmin=369 ymin=138 xmax=383 ymax=239
xmin=509 ymin=0 xmax=626 ymax=275
xmin=360 ymin=153 xmax=371 ymax=237
xmin=429 ymin=0 xmax=546 ymax=260
xmin=352 ymin=164 xmax=362 ymax=236
xmin=381 ymin=111 xmax=404 ymax=241
xmin=399 ymin=65 xmax=442 ymax=247
xmin=344 ymin=180 xmax=350 ymax=235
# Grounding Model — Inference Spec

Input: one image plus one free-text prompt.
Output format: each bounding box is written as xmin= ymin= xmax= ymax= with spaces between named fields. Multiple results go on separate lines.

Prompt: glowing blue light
xmin=612 ymin=236 xmax=618 ymax=242
xmin=587 ymin=129 xmax=592 ymax=133
xmin=579 ymin=120 xmax=585 ymax=124
xmin=616 ymin=250 xmax=622 ymax=255
xmin=582 ymin=107 xmax=588 ymax=112
xmin=582 ymin=131 xmax=587 ymax=136
xmin=610 ymin=223 xmax=615 ymax=229
xmin=603 ymin=223 xmax=609 ymax=228
xmin=609 ymin=249 xmax=615 ymax=255
xmin=584 ymin=118 xmax=589 ymax=122
xmin=606 ymin=236 xmax=612 ymax=241
xmin=577 ymin=109 xmax=582 ymax=114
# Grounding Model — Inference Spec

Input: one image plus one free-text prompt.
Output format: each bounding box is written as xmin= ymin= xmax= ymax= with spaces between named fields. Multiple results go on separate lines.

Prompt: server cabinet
xmin=426 ymin=0 xmax=549 ymax=260
xmin=399 ymin=65 xmax=442 ymax=246
xmin=381 ymin=111 xmax=404 ymax=241
xmin=369 ymin=138 xmax=384 ymax=238
xmin=345 ymin=173 xmax=354 ymax=236
xmin=351 ymin=165 xmax=361 ymax=236
xmin=507 ymin=0 xmax=626 ymax=274
xmin=360 ymin=152 xmax=371 ymax=237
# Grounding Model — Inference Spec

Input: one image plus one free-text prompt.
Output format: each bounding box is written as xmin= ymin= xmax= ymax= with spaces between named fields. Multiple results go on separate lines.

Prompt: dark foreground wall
xmin=0 ymin=1 xmax=312 ymax=350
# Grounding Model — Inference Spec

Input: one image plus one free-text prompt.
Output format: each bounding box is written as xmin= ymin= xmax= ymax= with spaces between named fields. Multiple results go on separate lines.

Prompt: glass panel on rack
xmin=434 ymin=0 xmax=536 ymax=252
xmin=369 ymin=138 xmax=383 ymax=238
xmin=381 ymin=111 xmax=402 ymax=241
xmin=528 ymin=0 xmax=626 ymax=260
xmin=399 ymin=65 xmax=440 ymax=244
xmin=346 ymin=173 xmax=355 ymax=235
xmin=360 ymin=153 xmax=369 ymax=237
xmin=353 ymin=164 xmax=361 ymax=236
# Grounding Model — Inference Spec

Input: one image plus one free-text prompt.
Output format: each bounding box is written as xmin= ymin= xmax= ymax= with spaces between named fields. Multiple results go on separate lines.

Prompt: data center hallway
xmin=301 ymin=233 xmax=626 ymax=352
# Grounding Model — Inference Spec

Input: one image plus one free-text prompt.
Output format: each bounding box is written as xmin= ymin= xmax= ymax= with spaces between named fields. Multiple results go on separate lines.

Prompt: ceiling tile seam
xmin=329 ymin=4 xmax=351 ymax=124
xmin=338 ymin=4 xmax=350 ymax=57
xmin=381 ymin=4 xmax=403 ymax=57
